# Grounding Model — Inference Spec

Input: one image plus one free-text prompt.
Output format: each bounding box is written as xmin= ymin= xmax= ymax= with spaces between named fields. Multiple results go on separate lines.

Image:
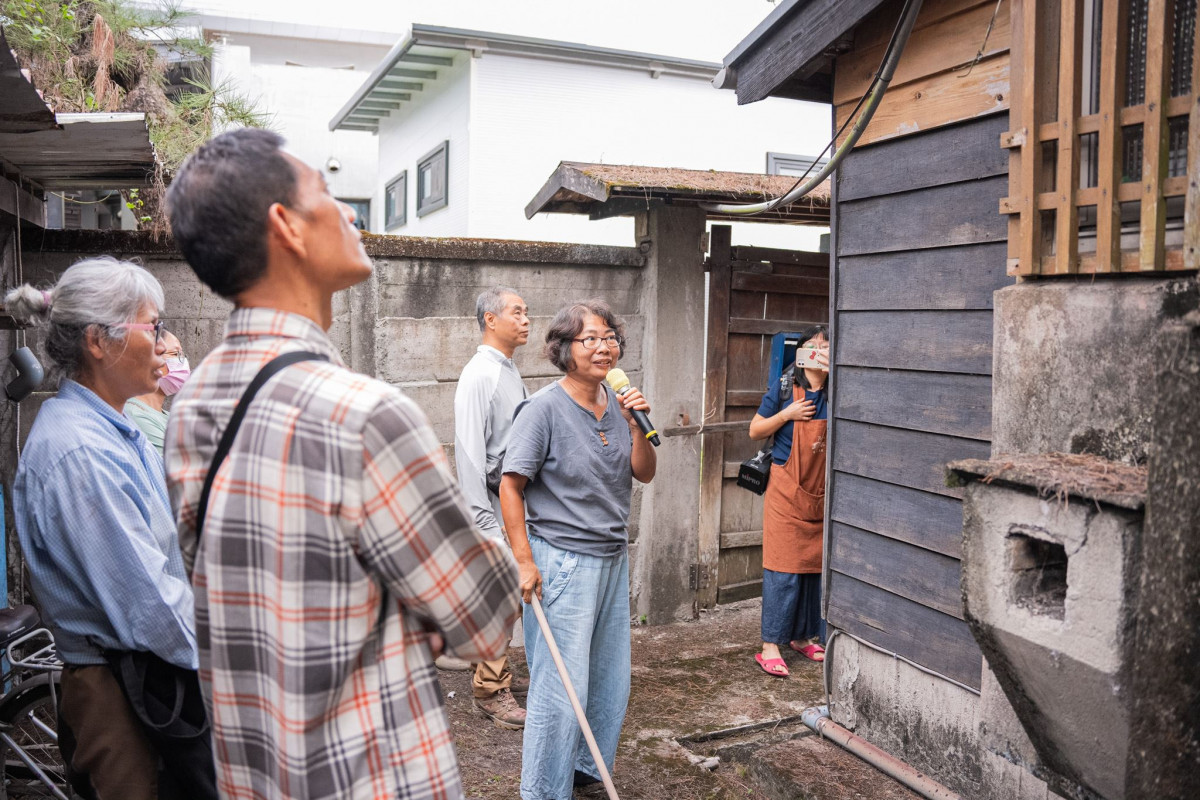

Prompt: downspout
xmin=801 ymin=706 xmax=964 ymax=800
xmin=700 ymin=0 xmax=924 ymax=216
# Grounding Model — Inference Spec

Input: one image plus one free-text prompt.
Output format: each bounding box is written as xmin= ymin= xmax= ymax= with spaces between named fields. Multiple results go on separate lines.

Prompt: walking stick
xmin=529 ymin=594 xmax=620 ymax=800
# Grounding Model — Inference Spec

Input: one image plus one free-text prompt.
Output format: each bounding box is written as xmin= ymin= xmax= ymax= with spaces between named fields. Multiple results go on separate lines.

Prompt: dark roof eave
xmin=719 ymin=0 xmax=887 ymax=105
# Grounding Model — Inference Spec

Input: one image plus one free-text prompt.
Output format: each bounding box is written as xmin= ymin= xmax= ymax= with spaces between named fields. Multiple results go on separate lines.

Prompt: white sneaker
xmin=435 ymin=654 xmax=471 ymax=671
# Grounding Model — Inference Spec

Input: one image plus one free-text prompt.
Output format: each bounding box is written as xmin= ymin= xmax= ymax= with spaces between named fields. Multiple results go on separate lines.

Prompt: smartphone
xmin=796 ymin=346 xmax=829 ymax=371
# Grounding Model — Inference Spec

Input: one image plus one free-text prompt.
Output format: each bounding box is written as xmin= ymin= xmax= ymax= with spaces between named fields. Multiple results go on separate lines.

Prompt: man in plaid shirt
xmin=163 ymin=128 xmax=521 ymax=799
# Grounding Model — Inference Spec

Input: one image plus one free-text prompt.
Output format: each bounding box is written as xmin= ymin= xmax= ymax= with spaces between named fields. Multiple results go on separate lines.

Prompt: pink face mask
xmin=158 ymin=357 xmax=191 ymax=396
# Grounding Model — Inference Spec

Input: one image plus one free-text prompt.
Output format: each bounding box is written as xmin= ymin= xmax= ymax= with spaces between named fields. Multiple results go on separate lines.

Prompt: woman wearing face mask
xmin=124 ymin=330 xmax=189 ymax=455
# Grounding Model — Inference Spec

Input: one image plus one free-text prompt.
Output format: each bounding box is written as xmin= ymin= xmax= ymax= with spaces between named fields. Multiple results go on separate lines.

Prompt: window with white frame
xmin=766 ymin=152 xmax=830 ymax=177
xmin=417 ymin=141 xmax=449 ymax=217
xmin=384 ymin=172 xmax=406 ymax=230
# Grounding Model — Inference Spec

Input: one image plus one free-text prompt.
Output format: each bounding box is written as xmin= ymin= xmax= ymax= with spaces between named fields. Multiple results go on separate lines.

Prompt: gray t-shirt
xmin=503 ymin=382 xmax=633 ymax=557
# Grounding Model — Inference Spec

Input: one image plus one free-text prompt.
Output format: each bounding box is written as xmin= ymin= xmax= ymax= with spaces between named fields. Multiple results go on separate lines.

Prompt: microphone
xmin=605 ymin=368 xmax=660 ymax=447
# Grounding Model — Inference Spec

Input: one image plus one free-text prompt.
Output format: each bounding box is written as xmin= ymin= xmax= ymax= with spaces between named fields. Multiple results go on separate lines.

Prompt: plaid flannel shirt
xmin=165 ymin=308 xmax=520 ymax=800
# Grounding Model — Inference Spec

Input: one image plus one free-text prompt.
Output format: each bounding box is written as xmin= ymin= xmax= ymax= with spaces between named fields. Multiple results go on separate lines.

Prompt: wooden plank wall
xmin=828 ymin=0 xmax=1017 ymax=689
xmin=836 ymin=0 xmax=1012 ymax=147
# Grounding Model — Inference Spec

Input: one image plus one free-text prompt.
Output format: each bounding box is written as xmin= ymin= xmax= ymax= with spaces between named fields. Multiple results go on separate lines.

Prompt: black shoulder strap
xmin=780 ymin=365 xmax=796 ymax=405
xmin=194 ymin=351 xmax=328 ymax=544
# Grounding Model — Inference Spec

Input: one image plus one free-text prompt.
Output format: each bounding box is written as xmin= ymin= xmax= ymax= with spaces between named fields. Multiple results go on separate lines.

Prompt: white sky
xmin=180 ymin=0 xmax=783 ymax=63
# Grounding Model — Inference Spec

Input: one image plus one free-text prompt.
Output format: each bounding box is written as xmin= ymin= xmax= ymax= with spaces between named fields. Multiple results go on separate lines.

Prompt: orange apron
xmin=762 ymin=386 xmax=827 ymax=574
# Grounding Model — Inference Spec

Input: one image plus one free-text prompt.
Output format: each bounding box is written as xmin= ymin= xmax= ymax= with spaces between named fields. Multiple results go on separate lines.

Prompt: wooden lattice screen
xmin=1002 ymin=0 xmax=1200 ymax=274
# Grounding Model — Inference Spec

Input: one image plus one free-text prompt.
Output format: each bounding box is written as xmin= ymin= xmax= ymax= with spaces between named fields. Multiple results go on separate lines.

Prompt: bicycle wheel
xmin=0 ymin=677 xmax=71 ymax=799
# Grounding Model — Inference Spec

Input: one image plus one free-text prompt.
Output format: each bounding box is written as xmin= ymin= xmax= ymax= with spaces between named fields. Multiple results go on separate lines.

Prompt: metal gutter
xmin=330 ymin=23 xmax=721 ymax=132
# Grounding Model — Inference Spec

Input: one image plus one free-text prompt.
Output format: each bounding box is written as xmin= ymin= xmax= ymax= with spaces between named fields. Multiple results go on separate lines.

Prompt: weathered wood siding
xmin=836 ymin=0 xmax=1012 ymax=147
xmin=828 ymin=111 xmax=1014 ymax=689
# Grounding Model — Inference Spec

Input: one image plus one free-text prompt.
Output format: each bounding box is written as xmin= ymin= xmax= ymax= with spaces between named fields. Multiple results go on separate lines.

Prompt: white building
xmin=201 ymin=14 xmax=397 ymax=227
xmin=330 ymin=25 xmax=831 ymax=248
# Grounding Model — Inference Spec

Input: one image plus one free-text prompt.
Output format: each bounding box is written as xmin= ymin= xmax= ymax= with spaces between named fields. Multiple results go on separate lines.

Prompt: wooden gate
xmin=691 ymin=225 xmax=830 ymax=610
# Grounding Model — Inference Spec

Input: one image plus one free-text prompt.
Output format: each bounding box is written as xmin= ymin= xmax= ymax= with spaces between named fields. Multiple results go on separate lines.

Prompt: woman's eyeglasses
xmin=114 ymin=320 xmax=164 ymax=344
xmin=571 ymin=335 xmax=622 ymax=351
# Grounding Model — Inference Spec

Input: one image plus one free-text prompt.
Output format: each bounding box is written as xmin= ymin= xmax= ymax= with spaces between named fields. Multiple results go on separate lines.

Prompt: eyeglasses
xmin=114 ymin=320 xmax=164 ymax=344
xmin=571 ymin=335 xmax=622 ymax=351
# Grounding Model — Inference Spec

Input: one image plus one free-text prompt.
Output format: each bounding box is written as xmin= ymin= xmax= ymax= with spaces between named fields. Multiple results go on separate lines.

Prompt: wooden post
xmin=1097 ymin=0 xmax=1131 ymax=272
xmin=1018 ymin=0 xmax=1046 ymax=274
xmin=1055 ymin=0 xmax=1084 ymax=273
xmin=1139 ymin=0 xmax=1173 ymax=270
xmin=1186 ymin=0 xmax=1200 ymax=270
xmin=696 ymin=225 xmax=732 ymax=611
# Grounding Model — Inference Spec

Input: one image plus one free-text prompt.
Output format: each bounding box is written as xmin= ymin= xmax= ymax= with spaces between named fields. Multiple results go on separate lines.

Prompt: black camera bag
xmin=736 ymin=366 xmax=795 ymax=495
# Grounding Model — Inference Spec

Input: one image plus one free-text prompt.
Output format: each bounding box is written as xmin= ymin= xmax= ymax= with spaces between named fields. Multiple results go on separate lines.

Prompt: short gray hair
xmin=475 ymin=286 xmax=518 ymax=331
xmin=4 ymin=256 xmax=165 ymax=379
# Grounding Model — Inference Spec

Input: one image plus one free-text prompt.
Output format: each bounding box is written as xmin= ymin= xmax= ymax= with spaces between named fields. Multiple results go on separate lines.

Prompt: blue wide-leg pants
xmin=520 ymin=536 xmax=631 ymax=800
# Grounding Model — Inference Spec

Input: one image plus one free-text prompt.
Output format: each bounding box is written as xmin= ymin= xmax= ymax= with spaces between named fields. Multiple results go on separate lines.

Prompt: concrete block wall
xmin=6 ymin=230 xmax=648 ymax=610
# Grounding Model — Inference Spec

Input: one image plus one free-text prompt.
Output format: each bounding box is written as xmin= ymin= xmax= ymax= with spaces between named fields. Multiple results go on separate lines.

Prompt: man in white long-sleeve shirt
xmin=454 ymin=287 xmax=531 ymax=729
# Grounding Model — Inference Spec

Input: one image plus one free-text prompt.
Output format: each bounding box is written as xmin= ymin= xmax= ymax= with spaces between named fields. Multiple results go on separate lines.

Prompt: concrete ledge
xmin=23 ymin=229 xmax=647 ymax=267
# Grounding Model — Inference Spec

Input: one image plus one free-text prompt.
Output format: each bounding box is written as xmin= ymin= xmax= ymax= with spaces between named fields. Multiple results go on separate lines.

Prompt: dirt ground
xmin=439 ymin=598 xmax=920 ymax=800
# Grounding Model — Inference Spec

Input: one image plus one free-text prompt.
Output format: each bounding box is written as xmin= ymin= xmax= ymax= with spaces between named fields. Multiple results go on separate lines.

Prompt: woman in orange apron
xmin=748 ymin=326 xmax=829 ymax=678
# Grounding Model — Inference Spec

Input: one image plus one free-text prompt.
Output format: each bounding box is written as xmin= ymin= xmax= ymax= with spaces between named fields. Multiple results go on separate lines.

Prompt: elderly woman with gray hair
xmin=7 ymin=257 xmax=213 ymax=800
xmin=499 ymin=298 xmax=656 ymax=800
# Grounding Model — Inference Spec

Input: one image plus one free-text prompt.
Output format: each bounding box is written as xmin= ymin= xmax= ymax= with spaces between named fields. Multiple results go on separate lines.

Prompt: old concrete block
xmin=962 ymin=478 xmax=1143 ymax=799
xmin=992 ymin=278 xmax=1198 ymax=464
xmin=374 ymin=315 xmax=645 ymax=384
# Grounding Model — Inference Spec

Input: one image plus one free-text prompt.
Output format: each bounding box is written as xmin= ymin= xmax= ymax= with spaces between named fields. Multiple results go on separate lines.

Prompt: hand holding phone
xmin=797 ymin=346 xmax=829 ymax=372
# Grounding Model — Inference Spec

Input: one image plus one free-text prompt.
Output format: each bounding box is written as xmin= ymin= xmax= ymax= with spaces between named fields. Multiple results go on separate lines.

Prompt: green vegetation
xmin=0 ymin=0 xmax=270 ymax=227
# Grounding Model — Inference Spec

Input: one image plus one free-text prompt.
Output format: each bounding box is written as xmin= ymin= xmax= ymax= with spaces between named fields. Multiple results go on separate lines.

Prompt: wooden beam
xmin=0 ymin=175 xmax=46 ymax=227
xmin=1017 ymin=0 xmax=1045 ymax=275
xmin=697 ymin=225 xmax=732 ymax=610
xmin=1139 ymin=0 xmax=1172 ymax=270
xmin=1054 ymin=0 xmax=1083 ymax=273
xmin=1096 ymin=0 xmax=1129 ymax=273
xmin=662 ymin=420 xmax=750 ymax=438
xmin=731 ymin=272 xmax=828 ymax=296
xmin=720 ymin=530 xmax=763 ymax=549
xmin=716 ymin=579 xmax=763 ymax=605
xmin=725 ymin=389 xmax=765 ymax=407
xmin=729 ymin=245 xmax=828 ymax=267
xmin=1187 ymin=0 xmax=1200 ymax=270
xmin=728 ymin=317 xmax=825 ymax=336
xmin=1006 ymin=0 xmax=1027 ymax=274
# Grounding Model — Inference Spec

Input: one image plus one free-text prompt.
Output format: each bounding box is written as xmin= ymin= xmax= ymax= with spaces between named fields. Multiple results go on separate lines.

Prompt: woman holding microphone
xmin=749 ymin=325 xmax=830 ymax=678
xmin=499 ymin=299 xmax=655 ymax=800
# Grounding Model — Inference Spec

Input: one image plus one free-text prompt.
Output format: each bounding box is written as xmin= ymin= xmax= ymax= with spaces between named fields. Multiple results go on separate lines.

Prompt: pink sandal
xmin=791 ymin=642 xmax=825 ymax=662
xmin=755 ymin=653 xmax=789 ymax=677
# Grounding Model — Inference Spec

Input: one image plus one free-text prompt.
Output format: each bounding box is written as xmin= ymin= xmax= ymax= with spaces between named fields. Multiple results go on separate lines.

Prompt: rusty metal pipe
xmin=801 ymin=706 xmax=963 ymax=800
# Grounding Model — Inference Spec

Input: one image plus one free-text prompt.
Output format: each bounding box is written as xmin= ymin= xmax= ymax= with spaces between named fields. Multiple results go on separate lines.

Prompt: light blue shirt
xmin=14 ymin=380 xmax=197 ymax=669
xmin=453 ymin=345 xmax=527 ymax=539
